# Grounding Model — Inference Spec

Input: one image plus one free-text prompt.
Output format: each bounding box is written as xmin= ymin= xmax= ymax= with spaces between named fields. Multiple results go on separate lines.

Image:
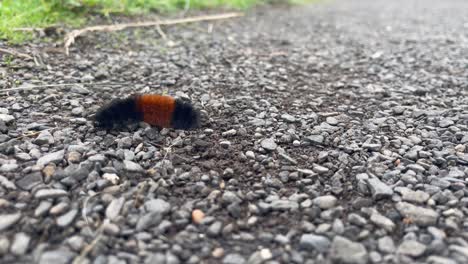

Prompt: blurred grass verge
xmin=0 ymin=0 xmax=312 ymax=43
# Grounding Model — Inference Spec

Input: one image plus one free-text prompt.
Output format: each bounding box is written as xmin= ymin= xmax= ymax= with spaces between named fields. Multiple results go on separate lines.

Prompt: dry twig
xmin=64 ymin=12 xmax=243 ymax=55
xmin=0 ymin=82 xmax=131 ymax=94
xmin=13 ymin=27 xmax=42 ymax=32
xmin=13 ymin=27 xmax=45 ymax=36
xmin=155 ymin=24 xmax=168 ymax=40
xmin=1 ymin=83 xmax=78 ymax=93
xmin=0 ymin=47 xmax=33 ymax=60
xmin=14 ymin=131 xmax=42 ymax=140
xmin=82 ymin=192 xmax=102 ymax=235
xmin=72 ymin=223 xmax=104 ymax=264
xmin=72 ymin=191 xmax=107 ymax=264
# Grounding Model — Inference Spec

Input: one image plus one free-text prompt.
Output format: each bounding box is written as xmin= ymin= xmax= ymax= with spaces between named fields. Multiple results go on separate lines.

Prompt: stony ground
xmin=1 ymin=0 xmax=468 ymax=263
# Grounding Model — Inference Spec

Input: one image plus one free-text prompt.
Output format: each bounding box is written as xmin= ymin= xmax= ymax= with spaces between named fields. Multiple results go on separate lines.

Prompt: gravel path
xmin=1 ymin=0 xmax=467 ymax=263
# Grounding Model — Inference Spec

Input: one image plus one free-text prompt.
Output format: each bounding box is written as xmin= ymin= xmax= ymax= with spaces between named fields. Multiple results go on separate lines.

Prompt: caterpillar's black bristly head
xmin=94 ymin=96 xmax=142 ymax=129
xmin=171 ymin=99 xmax=201 ymax=130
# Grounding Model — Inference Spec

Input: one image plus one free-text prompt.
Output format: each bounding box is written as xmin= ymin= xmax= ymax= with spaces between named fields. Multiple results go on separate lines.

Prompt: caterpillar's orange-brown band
xmin=135 ymin=95 xmax=176 ymax=128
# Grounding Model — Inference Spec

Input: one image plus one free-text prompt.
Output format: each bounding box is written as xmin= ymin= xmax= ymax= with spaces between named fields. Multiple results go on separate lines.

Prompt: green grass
xmin=0 ymin=0 xmax=311 ymax=43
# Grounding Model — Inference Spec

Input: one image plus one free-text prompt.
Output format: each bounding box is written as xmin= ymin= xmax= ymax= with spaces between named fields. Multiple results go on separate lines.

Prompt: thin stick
xmin=82 ymin=192 xmax=102 ymax=236
xmin=162 ymin=137 xmax=182 ymax=163
xmin=0 ymin=47 xmax=33 ymax=60
xmin=72 ymin=225 xmax=103 ymax=264
xmin=64 ymin=12 xmax=244 ymax=55
xmin=183 ymin=0 xmax=191 ymax=17
xmin=13 ymin=27 xmax=42 ymax=32
xmin=14 ymin=131 xmax=42 ymax=140
xmin=1 ymin=83 xmax=78 ymax=92
xmin=73 ymin=191 xmax=106 ymax=264
xmin=155 ymin=25 xmax=168 ymax=40
xmin=0 ymin=82 xmax=130 ymax=93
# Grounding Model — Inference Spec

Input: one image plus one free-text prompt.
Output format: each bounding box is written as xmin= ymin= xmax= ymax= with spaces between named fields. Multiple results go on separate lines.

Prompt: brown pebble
xmin=102 ymin=220 xmax=121 ymax=236
xmin=49 ymin=202 xmax=69 ymax=215
xmin=0 ymin=198 xmax=11 ymax=208
xmin=42 ymin=164 xmax=56 ymax=178
xmin=192 ymin=209 xmax=205 ymax=224
xmin=212 ymin=247 xmax=224 ymax=258
xmin=67 ymin=151 xmax=81 ymax=163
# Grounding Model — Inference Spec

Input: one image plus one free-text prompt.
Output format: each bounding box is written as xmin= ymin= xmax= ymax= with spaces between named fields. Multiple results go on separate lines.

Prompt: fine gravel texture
xmin=1 ymin=0 xmax=468 ymax=263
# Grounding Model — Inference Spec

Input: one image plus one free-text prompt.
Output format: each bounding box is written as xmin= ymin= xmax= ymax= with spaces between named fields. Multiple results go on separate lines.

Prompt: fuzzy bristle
xmin=94 ymin=96 xmax=142 ymax=128
xmin=171 ymin=99 xmax=201 ymax=130
xmin=93 ymin=94 xmax=201 ymax=130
